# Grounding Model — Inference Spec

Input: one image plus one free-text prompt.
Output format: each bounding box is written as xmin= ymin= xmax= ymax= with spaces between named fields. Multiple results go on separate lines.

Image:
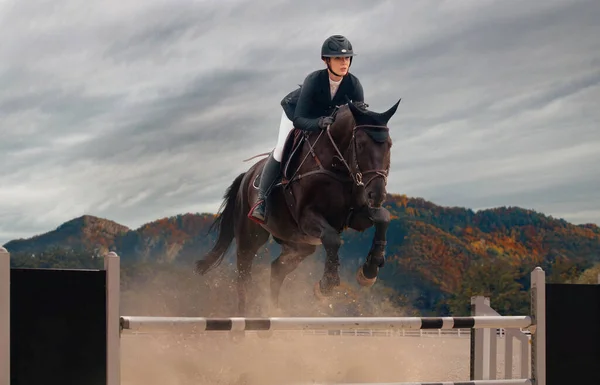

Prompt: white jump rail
xmin=295 ymin=381 xmax=532 ymax=385
xmin=120 ymin=315 xmax=532 ymax=332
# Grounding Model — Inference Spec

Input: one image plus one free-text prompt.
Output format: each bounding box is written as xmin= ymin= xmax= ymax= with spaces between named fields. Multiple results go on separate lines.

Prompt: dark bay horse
xmin=195 ymin=98 xmax=401 ymax=315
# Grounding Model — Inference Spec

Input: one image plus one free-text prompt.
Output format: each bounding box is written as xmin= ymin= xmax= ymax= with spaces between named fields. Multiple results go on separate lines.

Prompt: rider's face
xmin=325 ymin=56 xmax=351 ymax=76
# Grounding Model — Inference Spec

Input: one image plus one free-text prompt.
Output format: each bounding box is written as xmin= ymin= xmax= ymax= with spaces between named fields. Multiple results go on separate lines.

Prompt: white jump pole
xmin=530 ymin=267 xmax=546 ymax=385
xmin=297 ymin=381 xmax=532 ymax=385
xmin=471 ymin=296 xmax=492 ymax=380
xmin=0 ymin=247 xmax=9 ymax=385
xmin=120 ymin=315 xmax=532 ymax=332
xmin=105 ymin=251 xmax=121 ymax=385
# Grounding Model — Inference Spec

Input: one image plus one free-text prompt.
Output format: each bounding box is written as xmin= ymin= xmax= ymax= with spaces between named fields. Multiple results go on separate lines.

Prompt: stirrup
xmin=247 ymin=199 xmax=266 ymax=224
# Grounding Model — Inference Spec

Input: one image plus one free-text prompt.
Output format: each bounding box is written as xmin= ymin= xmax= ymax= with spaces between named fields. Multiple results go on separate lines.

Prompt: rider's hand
xmin=318 ymin=116 xmax=334 ymax=130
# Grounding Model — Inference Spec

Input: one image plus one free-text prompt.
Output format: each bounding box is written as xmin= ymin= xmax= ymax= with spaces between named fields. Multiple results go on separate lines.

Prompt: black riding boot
xmin=249 ymin=153 xmax=280 ymax=223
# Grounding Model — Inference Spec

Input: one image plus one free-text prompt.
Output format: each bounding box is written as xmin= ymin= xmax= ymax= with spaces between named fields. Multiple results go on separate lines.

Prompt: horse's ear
xmin=380 ymin=98 xmax=402 ymax=123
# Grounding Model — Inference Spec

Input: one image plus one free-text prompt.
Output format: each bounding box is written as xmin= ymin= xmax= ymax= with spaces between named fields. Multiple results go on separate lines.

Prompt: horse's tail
xmin=194 ymin=172 xmax=245 ymax=275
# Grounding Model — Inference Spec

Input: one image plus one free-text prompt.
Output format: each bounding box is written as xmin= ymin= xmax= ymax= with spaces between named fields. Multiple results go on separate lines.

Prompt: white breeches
xmin=273 ymin=110 xmax=294 ymax=162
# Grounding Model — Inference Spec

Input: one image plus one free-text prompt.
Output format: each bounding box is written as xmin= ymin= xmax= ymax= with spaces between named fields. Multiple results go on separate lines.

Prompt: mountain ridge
xmin=5 ymin=195 xmax=597 ymax=249
xmin=5 ymin=193 xmax=599 ymax=315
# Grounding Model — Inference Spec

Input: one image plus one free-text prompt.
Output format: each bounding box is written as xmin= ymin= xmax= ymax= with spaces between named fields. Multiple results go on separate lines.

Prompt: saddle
xmin=280 ymin=128 xmax=306 ymax=182
xmin=252 ymin=104 xmax=345 ymax=193
xmin=251 ymin=127 xmax=305 ymax=192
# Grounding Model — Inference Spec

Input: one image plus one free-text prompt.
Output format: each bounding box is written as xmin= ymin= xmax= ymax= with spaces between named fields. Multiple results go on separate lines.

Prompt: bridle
xmin=281 ymin=112 xmax=391 ymax=230
xmin=326 ymin=123 xmax=390 ymax=189
xmin=287 ymin=117 xmax=390 ymax=199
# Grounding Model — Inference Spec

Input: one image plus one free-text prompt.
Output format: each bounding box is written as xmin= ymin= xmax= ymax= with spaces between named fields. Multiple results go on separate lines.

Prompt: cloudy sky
xmin=1 ymin=0 xmax=599 ymax=244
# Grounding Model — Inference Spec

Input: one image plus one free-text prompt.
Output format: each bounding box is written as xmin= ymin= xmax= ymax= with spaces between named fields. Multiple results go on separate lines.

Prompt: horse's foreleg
xmin=299 ymin=210 xmax=342 ymax=298
xmin=357 ymin=207 xmax=391 ymax=287
xmin=270 ymin=242 xmax=316 ymax=310
xmin=319 ymin=230 xmax=342 ymax=296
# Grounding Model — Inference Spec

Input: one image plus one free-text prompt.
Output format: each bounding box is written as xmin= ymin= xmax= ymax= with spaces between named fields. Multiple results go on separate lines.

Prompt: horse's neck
xmin=327 ymin=123 xmax=353 ymax=152
xmin=303 ymin=126 xmax=352 ymax=169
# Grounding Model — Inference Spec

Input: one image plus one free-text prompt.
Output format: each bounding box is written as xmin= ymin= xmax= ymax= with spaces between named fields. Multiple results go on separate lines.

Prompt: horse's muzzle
xmin=367 ymin=185 xmax=387 ymax=208
xmin=368 ymin=206 xmax=390 ymax=223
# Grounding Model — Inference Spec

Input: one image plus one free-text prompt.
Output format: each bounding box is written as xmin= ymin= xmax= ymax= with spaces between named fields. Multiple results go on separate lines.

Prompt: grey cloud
xmin=60 ymin=69 xmax=276 ymax=163
xmin=1 ymin=0 xmax=600 ymax=244
xmin=103 ymin=5 xmax=217 ymax=63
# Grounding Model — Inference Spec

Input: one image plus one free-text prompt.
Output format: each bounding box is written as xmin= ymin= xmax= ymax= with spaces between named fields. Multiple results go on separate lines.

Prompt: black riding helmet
xmin=321 ymin=35 xmax=356 ymax=77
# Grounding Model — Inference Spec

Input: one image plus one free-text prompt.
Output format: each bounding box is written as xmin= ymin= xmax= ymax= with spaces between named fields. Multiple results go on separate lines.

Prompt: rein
xmin=287 ymin=119 xmax=389 ymax=192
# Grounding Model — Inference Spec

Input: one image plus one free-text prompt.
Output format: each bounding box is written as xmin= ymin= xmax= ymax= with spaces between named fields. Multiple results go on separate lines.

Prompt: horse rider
xmin=248 ymin=34 xmax=367 ymax=224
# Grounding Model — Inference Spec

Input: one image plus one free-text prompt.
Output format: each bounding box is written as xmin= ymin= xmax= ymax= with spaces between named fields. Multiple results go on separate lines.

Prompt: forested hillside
xmin=5 ymin=194 xmax=600 ymax=317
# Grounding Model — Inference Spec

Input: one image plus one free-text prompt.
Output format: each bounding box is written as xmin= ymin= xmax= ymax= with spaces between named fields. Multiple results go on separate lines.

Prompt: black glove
xmin=317 ymin=116 xmax=334 ymax=130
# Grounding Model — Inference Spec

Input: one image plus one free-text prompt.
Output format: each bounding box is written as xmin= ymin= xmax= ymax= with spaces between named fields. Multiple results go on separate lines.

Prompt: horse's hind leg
xmin=236 ymin=224 xmax=270 ymax=316
xmin=270 ymin=242 xmax=316 ymax=310
xmin=298 ymin=209 xmax=342 ymax=298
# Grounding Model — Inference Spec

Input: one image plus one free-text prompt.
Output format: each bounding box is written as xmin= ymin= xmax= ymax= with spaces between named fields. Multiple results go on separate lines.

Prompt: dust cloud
xmin=119 ymin=255 xmax=473 ymax=384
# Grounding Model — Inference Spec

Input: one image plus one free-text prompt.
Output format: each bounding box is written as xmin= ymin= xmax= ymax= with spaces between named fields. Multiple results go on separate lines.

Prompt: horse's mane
xmin=331 ymin=103 xmax=391 ymax=143
xmin=331 ymin=103 xmax=352 ymax=121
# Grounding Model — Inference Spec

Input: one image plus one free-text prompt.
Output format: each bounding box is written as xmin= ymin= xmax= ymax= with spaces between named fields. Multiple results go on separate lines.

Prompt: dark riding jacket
xmin=280 ymin=69 xmax=364 ymax=132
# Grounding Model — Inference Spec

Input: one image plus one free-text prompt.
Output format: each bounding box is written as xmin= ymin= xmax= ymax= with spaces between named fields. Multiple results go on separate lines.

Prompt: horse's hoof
xmin=356 ymin=265 xmax=377 ymax=287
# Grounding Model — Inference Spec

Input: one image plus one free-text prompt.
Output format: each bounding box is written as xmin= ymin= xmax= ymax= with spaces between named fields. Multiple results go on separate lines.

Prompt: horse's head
xmin=327 ymin=98 xmax=400 ymax=210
